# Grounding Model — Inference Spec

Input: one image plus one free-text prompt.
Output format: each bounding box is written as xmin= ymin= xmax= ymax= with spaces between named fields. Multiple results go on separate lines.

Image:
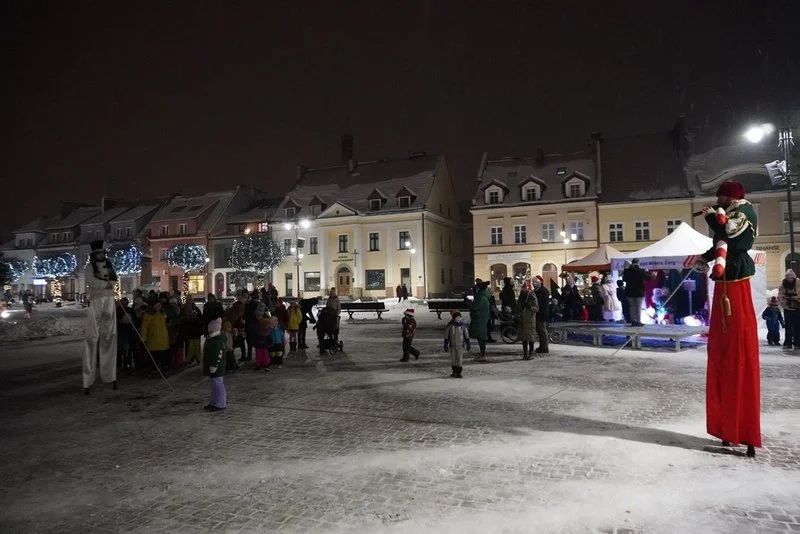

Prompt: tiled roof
xmin=226 ymin=198 xmax=283 ymax=224
xmin=600 ymin=132 xmax=693 ymax=202
xmin=150 ymin=190 xmax=239 ymax=233
xmin=81 ymin=206 xmax=131 ymax=226
xmin=13 ymin=216 xmax=52 ymax=233
xmin=473 ymin=152 xmax=596 ymax=206
xmin=43 ymin=206 xmax=101 ymax=231
xmin=277 ymin=154 xmax=439 ymax=217
xmin=110 ymin=204 xmax=160 ymax=223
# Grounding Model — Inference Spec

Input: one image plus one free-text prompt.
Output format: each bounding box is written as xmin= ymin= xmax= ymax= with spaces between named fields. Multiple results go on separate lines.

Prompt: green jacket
xmin=469 ymin=289 xmax=490 ymax=340
xmin=203 ymin=333 xmax=227 ymax=378
xmin=701 ymin=200 xmax=757 ymax=282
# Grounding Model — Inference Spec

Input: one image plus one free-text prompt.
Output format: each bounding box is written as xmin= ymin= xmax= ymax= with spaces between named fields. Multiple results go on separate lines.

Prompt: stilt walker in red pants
xmin=696 ymin=180 xmax=761 ymax=457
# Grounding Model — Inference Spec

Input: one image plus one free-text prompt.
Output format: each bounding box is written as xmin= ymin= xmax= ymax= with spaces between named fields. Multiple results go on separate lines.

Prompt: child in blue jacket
xmin=762 ymin=296 xmax=785 ymax=346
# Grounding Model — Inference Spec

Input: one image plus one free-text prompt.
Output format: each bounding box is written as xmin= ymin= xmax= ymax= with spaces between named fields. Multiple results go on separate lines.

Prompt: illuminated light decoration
xmin=3 ymin=259 xmax=30 ymax=282
xmin=33 ymin=253 xmax=77 ymax=307
xmin=165 ymin=244 xmax=208 ymax=303
xmin=83 ymin=244 xmax=143 ymax=276
xmin=229 ymin=235 xmax=284 ymax=288
xmin=51 ymin=279 xmax=63 ymax=307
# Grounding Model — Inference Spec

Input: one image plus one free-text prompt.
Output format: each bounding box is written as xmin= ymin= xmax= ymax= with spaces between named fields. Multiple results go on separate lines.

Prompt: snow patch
xmin=0 ymin=315 xmax=75 ymax=344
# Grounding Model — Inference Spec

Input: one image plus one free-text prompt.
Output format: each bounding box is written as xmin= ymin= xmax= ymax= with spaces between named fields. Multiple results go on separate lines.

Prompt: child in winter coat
xmin=222 ymin=321 xmax=240 ymax=371
xmin=202 ymin=318 xmax=226 ymax=411
xmin=253 ymin=312 xmax=273 ymax=372
xmin=286 ymin=301 xmax=302 ymax=352
xmin=762 ymin=296 xmax=785 ymax=346
xmin=400 ymin=308 xmax=420 ymax=362
xmin=444 ymin=310 xmax=470 ymax=378
xmin=270 ymin=316 xmax=287 ymax=368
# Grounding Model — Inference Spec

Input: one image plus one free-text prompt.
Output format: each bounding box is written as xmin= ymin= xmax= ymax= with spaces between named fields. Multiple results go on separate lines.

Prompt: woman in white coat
xmin=601 ymin=274 xmax=622 ymax=322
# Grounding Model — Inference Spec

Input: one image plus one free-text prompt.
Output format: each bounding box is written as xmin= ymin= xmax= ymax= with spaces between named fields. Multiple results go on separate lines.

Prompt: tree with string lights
xmin=0 ymin=254 xmax=13 ymax=287
xmin=165 ymin=244 xmax=208 ymax=301
xmin=33 ymin=252 xmax=78 ymax=307
xmin=229 ymin=235 xmax=284 ymax=288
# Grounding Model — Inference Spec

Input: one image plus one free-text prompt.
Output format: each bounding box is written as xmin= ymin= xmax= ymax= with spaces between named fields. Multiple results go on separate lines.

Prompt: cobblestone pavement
xmin=2 ymin=314 xmax=800 ymax=533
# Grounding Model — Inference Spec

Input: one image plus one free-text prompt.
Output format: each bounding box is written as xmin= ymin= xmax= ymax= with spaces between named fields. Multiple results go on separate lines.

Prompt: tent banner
xmin=610 ymin=255 xmax=696 ymax=271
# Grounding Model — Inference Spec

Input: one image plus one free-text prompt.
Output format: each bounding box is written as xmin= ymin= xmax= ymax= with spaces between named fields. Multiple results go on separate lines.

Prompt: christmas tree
xmin=229 ymin=235 xmax=284 ymax=288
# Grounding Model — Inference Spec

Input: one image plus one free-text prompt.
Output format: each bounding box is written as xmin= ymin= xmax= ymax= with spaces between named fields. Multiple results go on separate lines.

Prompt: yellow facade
xmin=472 ymin=199 xmax=598 ymax=291
xmin=598 ymin=199 xmax=696 ymax=253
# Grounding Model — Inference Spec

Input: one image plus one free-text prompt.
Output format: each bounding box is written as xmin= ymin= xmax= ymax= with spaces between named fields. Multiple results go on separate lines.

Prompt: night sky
xmin=2 ymin=1 xmax=799 ymax=239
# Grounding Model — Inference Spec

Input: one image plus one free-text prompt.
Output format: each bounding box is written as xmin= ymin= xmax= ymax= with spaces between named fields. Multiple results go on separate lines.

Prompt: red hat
xmin=591 ymin=275 xmax=599 ymax=284
xmin=404 ymin=308 xmax=415 ymax=316
xmin=535 ymin=275 xmax=544 ymax=283
xmin=716 ymin=181 xmax=746 ymax=200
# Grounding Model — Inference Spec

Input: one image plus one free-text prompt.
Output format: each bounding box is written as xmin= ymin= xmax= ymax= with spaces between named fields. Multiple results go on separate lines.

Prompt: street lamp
xmin=204 ymin=257 xmax=210 ymax=295
xmin=404 ymin=240 xmax=416 ymax=296
xmin=743 ymin=123 xmax=796 ymax=271
xmin=284 ymin=219 xmax=310 ymax=298
xmin=560 ymin=225 xmax=577 ymax=287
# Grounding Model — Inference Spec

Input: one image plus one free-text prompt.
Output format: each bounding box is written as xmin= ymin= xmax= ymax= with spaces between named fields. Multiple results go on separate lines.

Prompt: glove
xmin=443 ymin=341 xmax=450 ymax=352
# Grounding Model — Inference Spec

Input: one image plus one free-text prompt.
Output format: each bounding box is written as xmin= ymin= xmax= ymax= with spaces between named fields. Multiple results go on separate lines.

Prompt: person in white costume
xmin=83 ymin=240 xmax=119 ymax=395
xmin=600 ymin=274 xmax=622 ymax=322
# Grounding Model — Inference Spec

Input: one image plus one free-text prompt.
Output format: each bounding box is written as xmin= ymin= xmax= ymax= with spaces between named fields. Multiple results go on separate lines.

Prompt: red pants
xmin=706 ymin=279 xmax=761 ymax=447
xmin=255 ymin=348 xmax=271 ymax=368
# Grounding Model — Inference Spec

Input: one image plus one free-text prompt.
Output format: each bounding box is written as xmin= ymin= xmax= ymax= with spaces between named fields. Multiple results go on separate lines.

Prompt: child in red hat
xmin=400 ymin=308 xmax=420 ymax=361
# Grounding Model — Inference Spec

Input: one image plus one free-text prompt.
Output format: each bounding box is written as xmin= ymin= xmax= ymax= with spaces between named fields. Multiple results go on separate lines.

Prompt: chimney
xmin=535 ymin=148 xmax=545 ymax=166
xmin=591 ymin=132 xmax=602 ymax=195
xmin=341 ymin=133 xmax=354 ymax=164
xmin=477 ymin=152 xmax=488 ymax=181
xmin=296 ymin=164 xmax=308 ymax=182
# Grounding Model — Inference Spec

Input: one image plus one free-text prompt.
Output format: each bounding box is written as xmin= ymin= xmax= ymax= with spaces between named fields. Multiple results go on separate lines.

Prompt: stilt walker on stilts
xmin=82 ymin=240 xmax=119 ymax=395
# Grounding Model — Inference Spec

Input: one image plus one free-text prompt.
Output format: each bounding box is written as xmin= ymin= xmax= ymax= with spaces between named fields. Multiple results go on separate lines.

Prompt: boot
xmin=522 ymin=344 xmax=530 ymax=360
xmin=112 ymin=380 xmax=118 ymax=391
xmin=450 ymin=366 xmax=458 ymax=378
xmin=84 ymin=388 xmax=91 ymax=396
xmin=455 ymin=366 xmax=463 ymax=378
xmin=746 ymin=445 xmax=756 ymax=458
xmin=400 ymin=356 xmax=409 ymax=362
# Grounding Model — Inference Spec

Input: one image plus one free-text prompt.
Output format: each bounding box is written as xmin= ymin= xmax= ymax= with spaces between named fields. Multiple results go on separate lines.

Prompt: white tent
xmin=562 ymin=244 xmax=622 ymax=272
xmin=610 ymin=222 xmax=767 ymax=320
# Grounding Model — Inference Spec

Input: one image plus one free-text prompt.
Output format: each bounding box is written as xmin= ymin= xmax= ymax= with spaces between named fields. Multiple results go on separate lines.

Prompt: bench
xmin=340 ymin=301 xmax=386 ymax=319
xmin=427 ymin=299 xmax=471 ymax=319
xmin=547 ymin=322 xmax=707 ymax=352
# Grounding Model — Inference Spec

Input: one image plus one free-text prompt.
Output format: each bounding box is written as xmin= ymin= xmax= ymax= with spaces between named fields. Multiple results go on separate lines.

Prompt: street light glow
xmin=410 ymin=248 xmax=416 ymax=254
xmin=290 ymin=246 xmax=296 ymax=253
xmin=298 ymin=253 xmax=304 ymax=259
xmin=299 ymin=219 xmax=311 ymax=229
xmin=284 ymin=222 xmax=292 ymax=230
xmin=404 ymin=240 xmax=411 ymax=248
xmin=571 ymin=233 xmax=577 ymax=241
xmin=743 ymin=123 xmax=776 ymax=144
xmin=563 ymin=238 xmax=570 ymax=245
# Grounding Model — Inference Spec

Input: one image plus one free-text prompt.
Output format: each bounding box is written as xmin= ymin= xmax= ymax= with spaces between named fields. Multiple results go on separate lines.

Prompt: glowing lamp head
xmin=410 ymin=248 xmax=416 ymax=254
xmin=563 ymin=238 xmax=570 ymax=245
xmin=290 ymin=247 xmax=296 ymax=253
xmin=743 ymin=123 xmax=774 ymax=144
xmin=284 ymin=223 xmax=292 ymax=231
xmin=299 ymin=219 xmax=311 ymax=229
xmin=404 ymin=240 xmax=411 ymax=248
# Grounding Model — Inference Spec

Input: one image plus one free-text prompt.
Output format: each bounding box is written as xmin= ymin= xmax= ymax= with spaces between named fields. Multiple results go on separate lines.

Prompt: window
xmin=285 ymin=207 xmax=296 ymax=218
xmin=441 ymin=268 xmax=445 ymax=284
xmin=369 ymin=232 xmax=379 ymax=251
xmin=514 ymin=225 xmax=527 ymax=244
xmin=125 ymin=227 xmax=133 ymax=238
xmin=523 ymin=186 xmax=539 ymax=202
xmin=160 ymin=248 xmax=168 ymax=260
xmin=635 ymin=221 xmax=651 ymax=241
xmin=160 ymin=225 xmax=169 ymax=237
xmin=304 ymin=271 xmax=321 ymax=292
xmin=507 ymin=171 xmax=518 ymax=179
xmin=114 ymin=227 xmax=122 ymax=240
xmin=398 ymin=231 xmax=411 ymax=249
xmin=569 ymin=221 xmax=584 ymax=241
xmin=338 ymin=234 xmax=348 ymax=253
xmin=285 ymin=272 xmax=293 ymax=297
xmin=488 ymin=190 xmax=500 ymax=204
xmin=308 ymin=237 xmax=318 ymax=255
xmin=369 ymin=199 xmax=382 ymax=211
xmin=258 ymin=222 xmax=269 ymax=233
xmin=448 ymin=236 xmax=452 ymax=253
xmin=490 ymin=226 xmax=503 ymax=245
xmin=50 ymin=233 xmax=58 ymax=243
xmin=365 ymin=269 xmax=386 ymax=290
xmin=63 ymin=232 xmax=71 ymax=242
xmin=397 ymin=196 xmax=411 ymax=208
xmin=666 ymin=219 xmax=682 ymax=235
xmin=569 ymin=183 xmax=582 ymax=197
xmin=440 ymin=234 xmax=443 ymax=252
xmin=609 ymin=223 xmax=624 ymax=242
xmin=178 ymin=223 xmax=188 ymax=235
xmin=284 ymin=238 xmax=293 ymax=255
xmin=310 ymin=204 xmax=321 ymax=216
xmin=541 ymin=223 xmax=555 ymax=242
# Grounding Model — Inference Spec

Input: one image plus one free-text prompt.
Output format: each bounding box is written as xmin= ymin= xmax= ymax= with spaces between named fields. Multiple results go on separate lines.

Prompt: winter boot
xmin=450 ymin=366 xmax=458 ymax=378
xmin=522 ymin=344 xmax=530 ymax=360
xmin=746 ymin=445 xmax=756 ymax=458
xmin=112 ymin=380 xmax=118 ymax=391
xmin=455 ymin=366 xmax=463 ymax=378
xmin=84 ymin=388 xmax=91 ymax=396
xmin=400 ymin=356 xmax=410 ymax=362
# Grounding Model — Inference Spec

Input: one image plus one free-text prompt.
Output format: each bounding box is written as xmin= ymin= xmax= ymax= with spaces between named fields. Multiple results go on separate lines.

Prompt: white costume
xmin=82 ymin=243 xmax=118 ymax=391
xmin=601 ymin=280 xmax=622 ymax=321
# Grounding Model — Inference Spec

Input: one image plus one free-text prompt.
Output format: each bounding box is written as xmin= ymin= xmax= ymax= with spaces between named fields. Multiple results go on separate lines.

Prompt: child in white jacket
xmin=444 ymin=310 xmax=470 ymax=378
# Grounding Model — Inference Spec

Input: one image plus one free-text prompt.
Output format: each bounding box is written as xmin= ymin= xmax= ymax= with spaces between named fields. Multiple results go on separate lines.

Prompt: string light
xmin=165 ymin=244 xmax=207 ymax=303
xmin=2 ymin=259 xmax=30 ymax=282
xmin=229 ymin=235 xmax=284 ymax=282
xmin=33 ymin=254 xmax=76 ymax=308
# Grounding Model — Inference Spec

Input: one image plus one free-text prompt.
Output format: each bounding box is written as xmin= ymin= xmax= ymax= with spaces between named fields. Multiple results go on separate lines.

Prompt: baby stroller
xmin=498 ymin=305 xmax=519 ymax=344
xmin=315 ymin=306 xmax=343 ymax=355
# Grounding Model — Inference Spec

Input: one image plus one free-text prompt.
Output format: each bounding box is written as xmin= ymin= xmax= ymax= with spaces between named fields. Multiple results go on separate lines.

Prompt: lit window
xmin=258 ymin=222 xmax=269 ymax=233
xmin=609 ymin=223 xmax=623 ymax=242
xmin=635 ymin=221 xmax=651 ymax=241
xmin=490 ymin=226 xmax=503 ymax=245
xmin=284 ymin=239 xmax=293 ymax=255
xmin=541 ymin=223 xmax=555 ymax=242
xmin=398 ymin=231 xmax=411 ymax=249
xmin=514 ymin=225 xmax=527 ymax=244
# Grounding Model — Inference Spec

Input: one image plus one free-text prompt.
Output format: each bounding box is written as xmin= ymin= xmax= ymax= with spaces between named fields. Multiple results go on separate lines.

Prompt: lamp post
xmin=744 ymin=123 xmax=796 ymax=271
xmin=404 ymin=240 xmax=416 ymax=296
xmin=560 ymin=225 xmax=577 ymax=287
xmin=204 ymin=257 xmax=210 ymax=295
xmin=285 ymin=219 xmax=310 ymax=298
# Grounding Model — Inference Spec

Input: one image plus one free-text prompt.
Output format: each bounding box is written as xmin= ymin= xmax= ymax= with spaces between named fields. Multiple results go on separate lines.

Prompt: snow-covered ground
xmin=2 ymin=298 xmax=799 ymax=533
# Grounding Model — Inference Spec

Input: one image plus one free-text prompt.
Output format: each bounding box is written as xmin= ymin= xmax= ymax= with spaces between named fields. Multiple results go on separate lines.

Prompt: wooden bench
xmin=427 ymin=299 xmax=471 ymax=319
xmin=340 ymin=301 xmax=386 ymax=319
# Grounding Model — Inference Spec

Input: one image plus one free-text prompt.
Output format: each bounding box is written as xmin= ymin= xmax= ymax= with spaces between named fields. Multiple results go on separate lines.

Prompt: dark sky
xmin=2 ymin=1 xmax=799 ymax=238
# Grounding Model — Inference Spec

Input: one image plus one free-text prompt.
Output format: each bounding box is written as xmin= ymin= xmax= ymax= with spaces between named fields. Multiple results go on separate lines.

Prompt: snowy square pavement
xmin=2 ymin=300 xmax=800 ymax=533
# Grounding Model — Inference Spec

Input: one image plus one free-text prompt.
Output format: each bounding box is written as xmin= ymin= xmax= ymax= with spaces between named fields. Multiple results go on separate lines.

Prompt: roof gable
xmin=561 ymin=170 xmax=591 ymax=185
xmin=367 ymin=188 xmax=387 ymax=201
xmin=317 ymin=201 xmax=357 ymax=218
xmin=480 ymin=179 xmax=510 ymax=193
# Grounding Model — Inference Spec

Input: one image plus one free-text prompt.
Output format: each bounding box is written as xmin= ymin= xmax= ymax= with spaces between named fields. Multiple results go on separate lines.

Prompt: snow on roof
xmin=226 ymin=198 xmax=283 ymax=224
xmin=110 ymin=204 xmax=160 ymax=223
xmin=13 ymin=216 xmax=52 ymax=233
xmin=473 ymin=152 xmax=596 ymax=206
xmin=43 ymin=206 xmax=101 ymax=231
xmin=278 ymin=154 xmax=440 ymax=216
xmin=150 ymin=190 xmax=239 ymax=233
xmin=81 ymin=206 xmax=131 ymax=226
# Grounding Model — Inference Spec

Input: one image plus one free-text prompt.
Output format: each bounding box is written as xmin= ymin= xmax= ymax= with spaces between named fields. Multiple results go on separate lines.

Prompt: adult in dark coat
xmin=622 ymin=259 xmax=649 ymax=326
xmin=588 ymin=276 xmax=604 ymax=322
xmin=616 ymin=280 xmax=629 ymax=324
xmin=469 ymin=282 xmax=490 ymax=361
xmin=298 ymin=296 xmax=319 ymax=349
xmin=243 ymin=291 xmax=261 ymax=361
xmin=560 ymin=278 xmax=583 ymax=321
xmin=499 ymin=277 xmax=516 ymax=313
xmin=532 ymin=276 xmax=550 ymax=354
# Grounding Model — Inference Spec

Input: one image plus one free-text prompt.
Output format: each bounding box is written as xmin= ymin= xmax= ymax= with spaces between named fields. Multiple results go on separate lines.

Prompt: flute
xmin=692 ymin=205 xmax=720 ymax=217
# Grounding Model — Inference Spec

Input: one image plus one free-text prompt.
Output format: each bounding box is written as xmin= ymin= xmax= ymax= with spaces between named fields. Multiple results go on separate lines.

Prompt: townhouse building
xmin=267 ymin=143 xmax=464 ymax=299
xmin=0 ymin=216 xmax=50 ymax=297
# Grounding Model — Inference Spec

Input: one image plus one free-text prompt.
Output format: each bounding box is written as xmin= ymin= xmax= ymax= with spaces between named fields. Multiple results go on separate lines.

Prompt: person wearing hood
xmin=400 ymin=308 xmax=420 ymax=362
xmin=469 ymin=282 xmax=491 ymax=361
xmin=444 ymin=310 xmax=470 ymax=378
xmin=779 ymin=269 xmax=800 ymax=349
xmin=499 ymin=277 xmax=516 ymax=314
xmin=762 ymin=296 xmax=785 ymax=346
xmin=203 ymin=318 xmax=227 ymax=411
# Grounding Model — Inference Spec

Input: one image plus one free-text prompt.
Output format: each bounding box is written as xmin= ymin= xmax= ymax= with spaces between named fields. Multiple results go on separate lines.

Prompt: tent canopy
xmin=562 ymin=244 xmax=622 ymax=272
xmin=610 ymin=222 xmax=713 ymax=271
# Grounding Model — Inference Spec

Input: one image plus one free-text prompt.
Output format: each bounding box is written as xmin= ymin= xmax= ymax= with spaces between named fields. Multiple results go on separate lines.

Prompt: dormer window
xmin=522 ymin=184 xmax=541 ymax=202
xmin=397 ymin=196 xmax=411 ymax=208
xmin=369 ymin=199 xmax=382 ymax=211
xmin=488 ymin=191 xmax=500 ymax=204
xmin=569 ymin=183 xmax=582 ymax=197
xmin=562 ymin=173 xmax=590 ymax=198
xmin=311 ymin=205 xmax=321 ymax=216
xmin=285 ymin=207 xmax=296 ymax=218
xmin=258 ymin=222 xmax=269 ymax=233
